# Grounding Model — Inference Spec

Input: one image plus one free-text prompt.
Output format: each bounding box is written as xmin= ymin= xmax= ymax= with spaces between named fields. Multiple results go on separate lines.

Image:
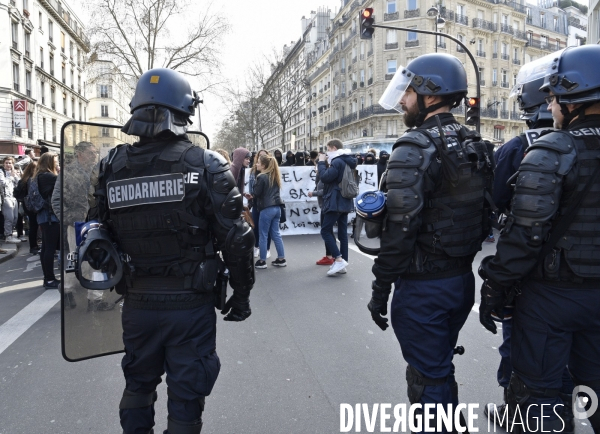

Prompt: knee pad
xmin=119 ymin=389 xmax=157 ymax=410
xmin=167 ymin=388 xmax=205 ymax=418
xmin=405 ymin=364 xmax=447 ymax=405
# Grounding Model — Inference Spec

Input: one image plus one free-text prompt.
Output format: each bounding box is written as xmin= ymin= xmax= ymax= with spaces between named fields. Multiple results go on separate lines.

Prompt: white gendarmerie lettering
xmin=106 ymin=174 xmax=186 ymax=209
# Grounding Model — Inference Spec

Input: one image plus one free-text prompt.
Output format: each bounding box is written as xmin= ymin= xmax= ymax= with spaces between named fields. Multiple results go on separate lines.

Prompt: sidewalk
xmin=0 ymin=241 xmax=22 ymax=265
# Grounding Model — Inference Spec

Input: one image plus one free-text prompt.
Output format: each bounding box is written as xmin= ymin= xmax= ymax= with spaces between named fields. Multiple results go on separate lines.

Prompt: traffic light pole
xmin=371 ymin=24 xmax=481 ymax=133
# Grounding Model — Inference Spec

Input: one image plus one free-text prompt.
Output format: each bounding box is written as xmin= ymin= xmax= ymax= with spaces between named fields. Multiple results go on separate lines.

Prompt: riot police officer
xmin=89 ymin=68 xmax=255 ymax=434
xmin=479 ymin=45 xmax=600 ymax=433
xmin=367 ymin=53 xmax=494 ymax=431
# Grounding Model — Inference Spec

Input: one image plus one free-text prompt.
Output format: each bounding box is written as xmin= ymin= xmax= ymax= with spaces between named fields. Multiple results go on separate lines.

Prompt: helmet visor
xmin=509 ymin=49 xmax=565 ymax=98
xmin=379 ymin=66 xmax=414 ymax=113
xmin=354 ymin=215 xmax=383 ymax=256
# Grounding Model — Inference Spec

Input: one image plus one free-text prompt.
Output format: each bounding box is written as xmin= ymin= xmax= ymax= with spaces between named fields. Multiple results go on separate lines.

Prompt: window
xmin=25 ymin=32 xmax=30 ymax=57
xmin=513 ymin=74 xmax=518 ymax=86
xmin=63 ymin=94 xmax=67 ymax=114
xmin=360 ymin=69 xmax=365 ymax=83
xmin=492 ymin=68 xmax=498 ymax=83
xmin=48 ymin=20 xmax=53 ymax=41
xmin=71 ymin=98 xmax=75 ymax=118
xmin=40 ymin=81 xmax=45 ymax=104
xmin=39 ymin=12 xmax=42 ymax=29
xmin=101 ymin=127 xmax=110 ymax=137
xmin=387 ymin=59 xmax=397 ymax=74
xmin=541 ymin=35 xmax=548 ymax=48
xmin=60 ymin=32 xmax=65 ymax=52
xmin=388 ymin=0 xmax=397 ymax=13
xmin=52 ymin=119 xmax=56 ymax=142
xmin=25 ymin=70 xmax=31 ymax=97
xmin=69 ymin=41 xmax=73 ymax=58
xmin=556 ymin=39 xmax=560 ymax=50
xmin=502 ymin=14 xmax=508 ymax=25
xmin=70 ymin=70 xmax=74 ymax=88
xmin=43 ymin=118 xmax=47 ymax=140
xmin=386 ymin=29 xmax=398 ymax=44
xmin=493 ymin=40 xmax=498 ymax=54
xmin=387 ymin=120 xmax=397 ymax=136
xmin=40 ymin=47 xmax=44 ymax=68
xmin=477 ymin=10 xmax=484 ymax=19
xmin=493 ymin=12 xmax=498 ymax=23
xmin=62 ymin=63 xmax=66 ymax=83
xmin=407 ymin=27 xmax=417 ymax=41
xmin=494 ymin=126 xmax=503 ymax=141
xmin=51 ymin=87 xmax=55 ymax=108
xmin=406 ymin=0 xmax=416 ymax=11
xmin=514 ymin=47 xmax=518 ymax=59
xmin=501 ymin=43 xmax=507 ymax=55
xmin=457 ymin=4 xmax=465 ymax=16
xmin=101 ymin=105 xmax=109 ymax=117
xmin=477 ymin=39 xmax=484 ymax=52
xmin=13 ymin=63 xmax=19 ymax=92
xmin=49 ymin=53 xmax=54 ymax=75
xmin=12 ymin=22 xmax=19 ymax=50
xmin=540 ymin=13 xmax=546 ymax=27
xmin=28 ymin=112 xmax=33 ymax=137
xmin=501 ymin=70 xmax=507 ymax=83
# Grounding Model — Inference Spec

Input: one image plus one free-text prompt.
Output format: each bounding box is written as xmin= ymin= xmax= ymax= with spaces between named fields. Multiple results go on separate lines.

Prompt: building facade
xmin=0 ymin=0 xmax=90 ymax=155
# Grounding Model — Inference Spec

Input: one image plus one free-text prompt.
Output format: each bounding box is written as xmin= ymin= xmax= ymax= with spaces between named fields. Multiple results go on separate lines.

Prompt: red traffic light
xmin=360 ymin=8 xmax=375 ymax=40
xmin=362 ymin=8 xmax=372 ymax=18
xmin=467 ymin=97 xmax=479 ymax=107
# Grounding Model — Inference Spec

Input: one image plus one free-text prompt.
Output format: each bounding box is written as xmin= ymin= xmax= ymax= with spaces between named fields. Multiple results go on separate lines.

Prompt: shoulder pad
xmin=392 ymin=130 xmax=432 ymax=150
xmin=528 ymin=131 xmax=576 ymax=154
xmin=204 ymin=149 xmax=230 ymax=174
xmin=104 ymin=144 xmax=127 ymax=173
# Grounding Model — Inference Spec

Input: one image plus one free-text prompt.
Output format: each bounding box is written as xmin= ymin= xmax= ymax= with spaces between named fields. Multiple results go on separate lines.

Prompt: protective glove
xmin=479 ymin=279 xmax=510 ymax=334
xmin=367 ymin=281 xmax=391 ymax=331
xmin=221 ymin=293 xmax=251 ymax=322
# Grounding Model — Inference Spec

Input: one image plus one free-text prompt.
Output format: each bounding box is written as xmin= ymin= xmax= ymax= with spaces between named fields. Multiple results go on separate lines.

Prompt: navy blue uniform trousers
xmin=512 ymin=281 xmax=600 ymax=424
xmin=120 ymin=302 xmax=220 ymax=434
xmin=391 ymin=272 xmax=475 ymax=420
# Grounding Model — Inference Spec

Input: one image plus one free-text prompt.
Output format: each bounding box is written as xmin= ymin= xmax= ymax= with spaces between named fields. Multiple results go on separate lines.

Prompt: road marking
xmin=0 ymin=290 xmax=60 ymax=355
xmin=472 ymin=302 xmax=479 ymax=314
xmin=24 ymin=260 xmax=41 ymax=272
xmin=349 ymin=244 xmax=374 ymax=260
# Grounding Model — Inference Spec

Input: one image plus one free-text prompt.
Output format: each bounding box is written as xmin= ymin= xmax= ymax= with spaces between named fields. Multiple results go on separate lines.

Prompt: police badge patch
xmin=107 ymin=173 xmax=185 ymax=209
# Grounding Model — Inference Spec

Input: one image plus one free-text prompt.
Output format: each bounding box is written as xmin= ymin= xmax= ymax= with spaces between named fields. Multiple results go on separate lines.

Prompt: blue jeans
xmin=252 ymin=206 xmax=270 ymax=250
xmin=258 ymin=206 xmax=285 ymax=261
xmin=320 ymin=212 xmax=348 ymax=261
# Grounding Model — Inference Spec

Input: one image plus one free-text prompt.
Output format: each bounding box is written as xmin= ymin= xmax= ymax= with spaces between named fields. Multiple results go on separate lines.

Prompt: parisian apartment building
xmin=0 ymin=0 xmax=90 ymax=156
xmin=262 ymin=0 xmax=584 ymax=154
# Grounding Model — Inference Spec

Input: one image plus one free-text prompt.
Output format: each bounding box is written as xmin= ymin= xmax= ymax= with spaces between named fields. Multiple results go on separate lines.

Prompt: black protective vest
xmin=101 ymin=139 xmax=212 ymax=293
xmin=550 ymin=130 xmax=600 ymax=281
xmin=416 ymin=126 xmax=494 ymax=260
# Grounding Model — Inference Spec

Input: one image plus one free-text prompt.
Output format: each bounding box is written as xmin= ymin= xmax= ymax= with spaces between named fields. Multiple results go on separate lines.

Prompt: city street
xmin=0 ymin=235 xmax=595 ymax=434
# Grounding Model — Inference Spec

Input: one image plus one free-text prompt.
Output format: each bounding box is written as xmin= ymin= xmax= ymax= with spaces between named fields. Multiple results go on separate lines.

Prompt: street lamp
xmin=427 ymin=5 xmax=446 ymax=53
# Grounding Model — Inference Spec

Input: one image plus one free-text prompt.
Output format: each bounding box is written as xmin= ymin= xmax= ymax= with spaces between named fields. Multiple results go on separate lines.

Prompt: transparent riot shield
xmin=60 ymin=121 xmax=209 ymax=362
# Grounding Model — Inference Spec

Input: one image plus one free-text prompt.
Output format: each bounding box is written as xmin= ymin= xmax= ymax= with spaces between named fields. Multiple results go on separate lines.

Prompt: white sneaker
xmin=19 ymin=236 xmax=28 ymax=242
xmin=253 ymin=247 xmax=259 ymax=258
xmin=266 ymin=250 xmax=271 ymax=259
xmin=336 ymin=268 xmax=347 ymax=274
xmin=327 ymin=259 xmax=348 ymax=276
xmin=5 ymin=235 xmax=21 ymax=244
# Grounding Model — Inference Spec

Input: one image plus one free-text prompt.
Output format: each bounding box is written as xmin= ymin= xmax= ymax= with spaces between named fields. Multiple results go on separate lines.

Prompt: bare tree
xmin=213 ymin=117 xmax=248 ymax=153
xmin=85 ymin=0 xmax=228 ymax=91
xmin=251 ymin=51 xmax=306 ymax=151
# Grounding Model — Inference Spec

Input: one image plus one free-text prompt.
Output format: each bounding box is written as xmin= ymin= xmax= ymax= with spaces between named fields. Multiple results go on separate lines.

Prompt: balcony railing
xmin=493 ymin=52 xmax=498 ymax=59
xmin=492 ymin=80 xmax=498 ymax=86
xmin=385 ymin=42 xmax=398 ymax=50
xmin=511 ymin=111 xmax=522 ymax=120
xmin=340 ymin=112 xmax=358 ymax=127
xmin=352 ymin=82 xmax=357 ymax=90
xmin=13 ymin=83 xmax=19 ymax=92
xmin=405 ymin=40 xmax=419 ymax=48
xmin=28 ymin=131 xmax=33 ymax=139
xmin=480 ymin=79 xmax=486 ymax=86
xmin=477 ymin=50 xmax=486 ymax=57
xmin=367 ymin=49 xmax=373 ymax=57
xmin=437 ymin=42 xmax=446 ymax=49
xmin=358 ymin=105 xmax=397 ymax=118
xmin=501 ymin=81 xmax=510 ymax=88
xmin=360 ymin=81 xmax=365 ymax=87
xmin=457 ymin=46 xmax=465 ymax=53
xmin=12 ymin=41 xmax=18 ymax=50
xmin=384 ymin=11 xmax=399 ymax=21
xmin=514 ymin=30 xmax=527 ymax=40
xmin=404 ymin=9 xmax=420 ymax=18
xmin=512 ymin=58 xmax=521 ymax=65
xmin=385 ymin=73 xmax=394 ymax=80
xmin=352 ymin=57 xmax=357 ymax=63
xmin=368 ymin=77 xmax=373 ymax=85
xmin=501 ymin=54 xmax=509 ymax=61
xmin=482 ymin=108 xmax=498 ymax=118
xmin=500 ymin=24 xmax=514 ymax=35
xmin=500 ymin=110 xmax=509 ymax=119
xmin=528 ymin=39 xmax=552 ymax=51
xmin=472 ymin=18 xmax=496 ymax=32
xmin=455 ymin=14 xmax=468 ymax=26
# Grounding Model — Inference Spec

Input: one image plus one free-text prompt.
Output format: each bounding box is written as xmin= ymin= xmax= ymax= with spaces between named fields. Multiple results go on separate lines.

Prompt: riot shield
xmin=60 ymin=121 xmax=209 ymax=362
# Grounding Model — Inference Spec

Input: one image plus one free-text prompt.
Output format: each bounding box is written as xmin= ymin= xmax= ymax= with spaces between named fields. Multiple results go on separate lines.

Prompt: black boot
xmin=484 ymin=388 xmax=511 ymax=430
xmin=559 ymin=393 xmax=575 ymax=434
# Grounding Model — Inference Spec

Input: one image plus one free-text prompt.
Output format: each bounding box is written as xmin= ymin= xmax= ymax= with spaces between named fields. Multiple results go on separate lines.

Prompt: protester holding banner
xmin=318 ymin=139 xmax=357 ymax=276
xmin=248 ymin=149 xmax=271 ymax=258
xmin=253 ymin=155 xmax=286 ymax=269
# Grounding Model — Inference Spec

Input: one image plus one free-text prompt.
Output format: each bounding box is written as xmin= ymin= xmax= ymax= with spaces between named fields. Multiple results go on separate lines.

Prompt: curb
xmin=0 ymin=242 xmax=24 ymax=265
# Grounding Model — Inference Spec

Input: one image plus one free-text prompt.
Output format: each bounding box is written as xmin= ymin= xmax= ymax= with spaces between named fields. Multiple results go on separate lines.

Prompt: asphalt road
xmin=0 ymin=235 xmax=595 ymax=434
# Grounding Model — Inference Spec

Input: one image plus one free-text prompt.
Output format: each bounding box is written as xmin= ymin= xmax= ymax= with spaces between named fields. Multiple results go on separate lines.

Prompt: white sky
xmin=70 ymin=0 xmax=343 ymax=141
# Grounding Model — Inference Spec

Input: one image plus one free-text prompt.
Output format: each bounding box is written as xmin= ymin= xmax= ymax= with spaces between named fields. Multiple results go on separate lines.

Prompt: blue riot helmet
xmin=379 ymin=53 xmax=467 ymax=126
xmin=122 ymin=68 xmax=200 ymax=138
xmin=354 ymin=191 xmax=387 ymax=256
xmin=540 ymin=45 xmax=600 ymax=128
xmin=76 ymin=221 xmax=124 ymax=290
xmin=514 ymin=76 xmax=553 ymax=128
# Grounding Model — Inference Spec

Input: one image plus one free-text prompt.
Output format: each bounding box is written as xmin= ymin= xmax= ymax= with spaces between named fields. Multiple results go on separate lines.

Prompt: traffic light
xmin=465 ymin=97 xmax=480 ymax=126
xmin=360 ymin=8 xmax=375 ymax=39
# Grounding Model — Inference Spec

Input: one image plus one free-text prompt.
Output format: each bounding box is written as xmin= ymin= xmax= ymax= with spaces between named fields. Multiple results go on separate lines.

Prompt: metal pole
xmin=372 ymin=23 xmax=481 ymax=133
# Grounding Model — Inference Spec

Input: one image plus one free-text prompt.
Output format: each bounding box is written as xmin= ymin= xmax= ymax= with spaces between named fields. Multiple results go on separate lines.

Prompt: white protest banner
xmin=245 ymin=165 xmax=379 ymax=235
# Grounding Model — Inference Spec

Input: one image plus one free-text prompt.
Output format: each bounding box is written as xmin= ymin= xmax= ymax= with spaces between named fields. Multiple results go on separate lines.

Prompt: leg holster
xmin=507 ymin=372 xmax=561 ymax=433
xmin=119 ymin=389 xmax=158 ymax=410
xmin=165 ymin=388 xmax=205 ymax=434
xmin=406 ymin=364 xmax=447 ymax=404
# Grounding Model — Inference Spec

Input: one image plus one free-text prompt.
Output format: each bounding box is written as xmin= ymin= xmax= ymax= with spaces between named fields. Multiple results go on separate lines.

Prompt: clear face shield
xmin=510 ymin=49 xmax=566 ymax=101
xmin=378 ymin=66 xmax=415 ymax=114
xmin=353 ymin=191 xmax=387 ymax=256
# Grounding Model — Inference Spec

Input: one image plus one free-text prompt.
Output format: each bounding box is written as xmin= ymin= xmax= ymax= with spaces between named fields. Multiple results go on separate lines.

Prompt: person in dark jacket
xmin=292 ymin=151 xmax=305 ymax=166
xmin=252 ymin=155 xmax=286 ymax=269
xmin=282 ymin=151 xmax=295 ymax=167
xmin=14 ymin=161 xmax=40 ymax=254
xmin=317 ymin=138 xmax=357 ymax=276
xmin=308 ymin=157 xmax=333 ymax=266
xmin=355 ymin=154 xmax=363 ymax=165
xmin=230 ymin=148 xmax=251 ymax=195
xmin=247 ymin=149 xmax=271 ymax=258
xmin=363 ymin=152 xmax=376 ymax=165
xmin=376 ymin=150 xmax=389 ymax=185
xmin=34 ymin=152 xmax=61 ymax=289
xmin=273 ymin=149 xmax=283 ymax=166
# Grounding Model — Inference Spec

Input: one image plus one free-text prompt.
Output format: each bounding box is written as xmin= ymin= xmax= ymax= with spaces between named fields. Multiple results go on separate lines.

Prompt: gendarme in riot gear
xmin=82 ymin=68 xmax=255 ymax=434
xmin=480 ymin=44 xmax=600 ymax=434
xmin=365 ymin=53 xmax=494 ymax=432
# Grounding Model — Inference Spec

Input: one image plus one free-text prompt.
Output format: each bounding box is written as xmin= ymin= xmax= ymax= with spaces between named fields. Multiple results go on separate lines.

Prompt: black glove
xmin=368 ymin=281 xmax=391 ymax=331
xmin=221 ymin=293 xmax=251 ymax=322
xmin=479 ymin=279 xmax=510 ymax=334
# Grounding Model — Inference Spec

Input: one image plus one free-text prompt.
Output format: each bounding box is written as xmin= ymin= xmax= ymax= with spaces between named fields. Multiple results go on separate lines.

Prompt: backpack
xmin=13 ymin=179 xmax=28 ymax=201
xmin=339 ymin=162 xmax=359 ymax=199
xmin=24 ymin=177 xmax=49 ymax=213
